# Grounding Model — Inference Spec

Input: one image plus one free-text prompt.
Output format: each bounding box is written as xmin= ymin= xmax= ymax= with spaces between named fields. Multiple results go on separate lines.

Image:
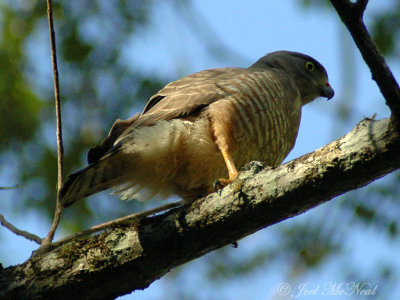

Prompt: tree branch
xmin=42 ymin=0 xmax=64 ymax=246
xmin=1 ymin=117 xmax=399 ymax=300
xmin=0 ymin=185 xmax=18 ymax=190
xmin=354 ymin=0 xmax=368 ymax=15
xmin=330 ymin=0 xmax=400 ymax=123
xmin=0 ymin=214 xmax=42 ymax=245
xmin=46 ymin=0 xmax=63 ymax=193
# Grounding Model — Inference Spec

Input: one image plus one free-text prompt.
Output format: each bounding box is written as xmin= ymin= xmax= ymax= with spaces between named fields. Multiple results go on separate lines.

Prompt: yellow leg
xmin=214 ymin=149 xmax=239 ymax=190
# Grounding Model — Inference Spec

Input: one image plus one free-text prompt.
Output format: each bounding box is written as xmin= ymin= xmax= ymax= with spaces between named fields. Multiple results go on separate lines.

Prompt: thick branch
xmin=354 ymin=0 xmax=368 ymax=15
xmin=1 ymin=117 xmax=399 ymax=300
xmin=330 ymin=0 xmax=400 ymax=121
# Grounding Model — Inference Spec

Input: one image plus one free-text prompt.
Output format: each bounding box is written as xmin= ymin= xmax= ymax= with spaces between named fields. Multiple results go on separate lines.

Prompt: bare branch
xmin=0 ymin=214 xmax=42 ymax=245
xmin=41 ymin=204 xmax=63 ymax=246
xmin=330 ymin=0 xmax=400 ymax=123
xmin=42 ymin=0 xmax=64 ymax=245
xmin=0 ymin=185 xmax=18 ymax=190
xmin=46 ymin=0 xmax=64 ymax=193
xmin=0 ymin=186 xmax=41 ymax=244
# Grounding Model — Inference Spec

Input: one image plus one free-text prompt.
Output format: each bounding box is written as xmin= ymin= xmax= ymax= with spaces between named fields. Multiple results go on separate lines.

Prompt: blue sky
xmin=1 ymin=1 xmax=399 ymax=299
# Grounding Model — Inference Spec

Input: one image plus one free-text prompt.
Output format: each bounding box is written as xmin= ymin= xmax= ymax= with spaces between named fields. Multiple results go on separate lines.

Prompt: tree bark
xmin=1 ymin=116 xmax=399 ymax=300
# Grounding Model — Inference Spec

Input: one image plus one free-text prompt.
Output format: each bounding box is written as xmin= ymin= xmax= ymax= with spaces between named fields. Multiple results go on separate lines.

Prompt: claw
xmin=213 ymin=148 xmax=239 ymax=194
xmin=213 ymin=178 xmax=230 ymax=194
xmin=213 ymin=179 xmax=222 ymax=193
xmin=213 ymin=175 xmax=238 ymax=196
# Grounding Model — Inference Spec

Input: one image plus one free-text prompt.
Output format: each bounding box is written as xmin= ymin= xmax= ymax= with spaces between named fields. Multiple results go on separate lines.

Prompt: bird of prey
xmin=60 ymin=50 xmax=334 ymax=207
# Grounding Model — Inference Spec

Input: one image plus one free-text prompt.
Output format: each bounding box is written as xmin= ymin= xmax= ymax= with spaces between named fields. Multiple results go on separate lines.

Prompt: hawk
xmin=60 ymin=51 xmax=334 ymax=207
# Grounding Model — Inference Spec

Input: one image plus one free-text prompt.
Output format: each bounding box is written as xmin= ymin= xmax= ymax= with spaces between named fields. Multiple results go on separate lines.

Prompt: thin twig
xmin=46 ymin=0 xmax=63 ymax=192
xmin=42 ymin=0 xmax=64 ymax=245
xmin=0 ymin=214 xmax=42 ymax=245
xmin=33 ymin=201 xmax=184 ymax=256
xmin=56 ymin=201 xmax=184 ymax=246
xmin=0 ymin=185 xmax=18 ymax=190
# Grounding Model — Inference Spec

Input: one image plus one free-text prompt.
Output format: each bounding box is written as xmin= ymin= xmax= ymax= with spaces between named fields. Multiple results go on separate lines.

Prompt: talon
xmin=213 ymin=179 xmax=222 ymax=192
xmin=214 ymin=176 xmax=235 ymax=189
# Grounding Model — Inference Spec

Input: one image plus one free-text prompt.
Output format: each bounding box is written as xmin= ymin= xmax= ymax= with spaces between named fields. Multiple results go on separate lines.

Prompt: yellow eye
xmin=305 ymin=61 xmax=315 ymax=72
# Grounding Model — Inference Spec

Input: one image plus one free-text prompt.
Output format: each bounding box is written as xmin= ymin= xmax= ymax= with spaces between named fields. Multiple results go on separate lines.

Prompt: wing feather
xmin=116 ymin=67 xmax=245 ymax=141
xmin=140 ymin=67 xmax=243 ymax=121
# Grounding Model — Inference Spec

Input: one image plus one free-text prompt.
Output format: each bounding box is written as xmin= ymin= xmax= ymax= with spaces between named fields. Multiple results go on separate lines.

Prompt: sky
xmin=1 ymin=1 xmax=399 ymax=299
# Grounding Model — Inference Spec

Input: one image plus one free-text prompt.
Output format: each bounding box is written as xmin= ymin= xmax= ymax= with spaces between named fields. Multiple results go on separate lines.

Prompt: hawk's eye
xmin=305 ymin=61 xmax=315 ymax=72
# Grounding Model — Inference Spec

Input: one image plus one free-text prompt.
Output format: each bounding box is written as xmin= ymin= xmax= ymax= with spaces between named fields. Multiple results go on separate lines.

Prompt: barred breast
xmin=207 ymin=69 xmax=302 ymax=169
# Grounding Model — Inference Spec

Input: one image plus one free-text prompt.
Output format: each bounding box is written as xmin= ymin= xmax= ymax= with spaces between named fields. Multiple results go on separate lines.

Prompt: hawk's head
xmin=250 ymin=50 xmax=334 ymax=105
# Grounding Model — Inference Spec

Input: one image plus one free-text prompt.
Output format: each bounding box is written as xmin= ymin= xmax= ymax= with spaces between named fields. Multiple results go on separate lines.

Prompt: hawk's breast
xmin=208 ymin=70 xmax=302 ymax=168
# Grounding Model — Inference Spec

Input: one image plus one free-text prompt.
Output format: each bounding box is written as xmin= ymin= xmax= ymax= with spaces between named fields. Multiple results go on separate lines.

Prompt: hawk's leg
xmin=214 ymin=148 xmax=239 ymax=191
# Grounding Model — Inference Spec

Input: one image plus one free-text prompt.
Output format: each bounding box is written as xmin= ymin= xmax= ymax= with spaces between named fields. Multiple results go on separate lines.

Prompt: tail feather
xmin=60 ymin=119 xmax=193 ymax=207
xmin=60 ymin=153 xmax=126 ymax=207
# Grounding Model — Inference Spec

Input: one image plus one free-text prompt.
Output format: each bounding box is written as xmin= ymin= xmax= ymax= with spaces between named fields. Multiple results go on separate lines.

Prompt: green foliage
xmin=61 ymin=26 xmax=93 ymax=62
xmin=0 ymin=7 xmax=41 ymax=148
xmin=371 ymin=1 xmax=400 ymax=57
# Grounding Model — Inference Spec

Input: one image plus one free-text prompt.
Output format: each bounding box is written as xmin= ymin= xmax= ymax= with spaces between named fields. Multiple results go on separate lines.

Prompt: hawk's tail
xmin=60 ymin=152 xmax=125 ymax=207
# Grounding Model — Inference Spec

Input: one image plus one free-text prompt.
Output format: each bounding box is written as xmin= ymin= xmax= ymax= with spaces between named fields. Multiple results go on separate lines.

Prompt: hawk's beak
xmin=321 ymin=82 xmax=334 ymax=100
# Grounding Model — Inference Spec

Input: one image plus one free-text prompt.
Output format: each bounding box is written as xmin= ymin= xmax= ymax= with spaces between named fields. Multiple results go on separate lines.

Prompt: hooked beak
xmin=321 ymin=82 xmax=334 ymax=100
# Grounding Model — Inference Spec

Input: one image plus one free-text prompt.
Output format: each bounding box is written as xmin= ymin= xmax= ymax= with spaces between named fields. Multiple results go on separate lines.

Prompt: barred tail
xmin=60 ymin=153 xmax=125 ymax=207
